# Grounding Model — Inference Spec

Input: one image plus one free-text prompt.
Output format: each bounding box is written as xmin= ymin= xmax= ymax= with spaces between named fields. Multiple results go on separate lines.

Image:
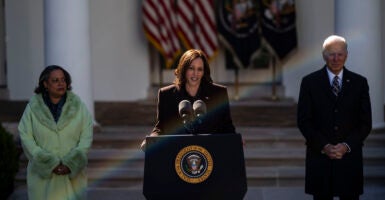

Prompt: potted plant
xmin=0 ymin=122 xmax=20 ymax=199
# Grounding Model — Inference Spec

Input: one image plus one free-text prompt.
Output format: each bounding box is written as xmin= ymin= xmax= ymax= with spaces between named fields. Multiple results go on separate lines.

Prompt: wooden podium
xmin=143 ymin=133 xmax=247 ymax=200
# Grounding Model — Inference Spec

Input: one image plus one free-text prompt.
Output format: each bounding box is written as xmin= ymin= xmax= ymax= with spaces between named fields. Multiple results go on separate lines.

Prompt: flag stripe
xmin=177 ymin=0 xmax=218 ymax=59
xmin=158 ymin=1 xmax=178 ymax=57
xmin=177 ymin=0 xmax=195 ymax=49
xmin=197 ymin=1 xmax=217 ymax=45
xmin=143 ymin=0 xmax=219 ymax=67
xmin=194 ymin=1 xmax=217 ymax=56
xmin=143 ymin=0 xmax=181 ymax=68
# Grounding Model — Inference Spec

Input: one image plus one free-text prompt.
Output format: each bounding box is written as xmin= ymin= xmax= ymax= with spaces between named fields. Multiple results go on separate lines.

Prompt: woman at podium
xmin=141 ymin=49 xmax=236 ymax=149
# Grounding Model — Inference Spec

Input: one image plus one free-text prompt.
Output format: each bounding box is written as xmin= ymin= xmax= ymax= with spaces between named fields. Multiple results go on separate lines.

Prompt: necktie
xmin=332 ymin=76 xmax=340 ymax=96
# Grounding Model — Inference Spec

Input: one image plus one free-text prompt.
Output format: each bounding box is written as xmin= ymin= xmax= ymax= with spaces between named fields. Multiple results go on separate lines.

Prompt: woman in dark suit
xmin=297 ymin=35 xmax=372 ymax=200
xmin=141 ymin=49 xmax=235 ymax=148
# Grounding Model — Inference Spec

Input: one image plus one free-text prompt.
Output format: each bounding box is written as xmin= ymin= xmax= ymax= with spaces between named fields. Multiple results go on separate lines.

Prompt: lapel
xmin=339 ymin=68 xmax=353 ymax=100
xmin=319 ymin=66 xmax=337 ymax=101
xmin=30 ymin=91 xmax=80 ymax=131
xmin=319 ymin=66 xmax=353 ymax=103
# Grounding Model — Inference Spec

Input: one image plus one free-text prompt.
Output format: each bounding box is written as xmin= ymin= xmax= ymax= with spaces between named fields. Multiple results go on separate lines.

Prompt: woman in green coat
xmin=18 ymin=65 xmax=93 ymax=200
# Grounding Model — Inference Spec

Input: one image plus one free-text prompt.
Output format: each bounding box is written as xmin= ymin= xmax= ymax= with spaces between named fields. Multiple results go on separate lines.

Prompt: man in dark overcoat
xmin=297 ymin=35 xmax=372 ymax=200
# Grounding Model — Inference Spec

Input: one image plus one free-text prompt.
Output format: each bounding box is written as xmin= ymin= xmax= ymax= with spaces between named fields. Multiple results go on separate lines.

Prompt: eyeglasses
xmin=49 ymin=78 xmax=66 ymax=84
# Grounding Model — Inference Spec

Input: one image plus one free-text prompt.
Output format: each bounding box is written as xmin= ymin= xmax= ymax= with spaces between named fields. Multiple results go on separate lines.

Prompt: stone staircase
xmin=5 ymin=97 xmax=385 ymax=198
xmin=14 ymin=126 xmax=385 ymax=190
xmin=1 ymin=98 xmax=297 ymax=127
xmin=94 ymin=98 xmax=297 ymax=127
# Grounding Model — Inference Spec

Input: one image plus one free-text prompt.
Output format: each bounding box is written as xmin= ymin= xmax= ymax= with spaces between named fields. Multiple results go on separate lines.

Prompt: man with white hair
xmin=297 ymin=35 xmax=372 ymax=200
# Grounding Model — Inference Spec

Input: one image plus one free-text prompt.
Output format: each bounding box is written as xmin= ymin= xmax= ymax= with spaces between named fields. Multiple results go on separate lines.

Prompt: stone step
xmin=246 ymin=166 xmax=385 ymax=187
xmin=12 ymin=126 xmax=385 ymax=190
xmin=15 ymin=166 xmax=385 ymax=188
xmin=89 ymin=165 xmax=385 ymax=187
xmin=0 ymin=99 xmax=297 ymax=127
xmin=10 ymin=185 xmax=385 ymax=200
xmin=18 ymin=146 xmax=385 ymax=169
xmin=245 ymin=147 xmax=385 ymax=167
xmin=91 ymin=134 xmax=385 ymax=149
xmin=16 ymin=147 xmax=385 ymax=188
xmin=230 ymin=99 xmax=297 ymax=127
xmin=93 ymin=99 xmax=298 ymax=127
xmin=91 ymin=126 xmax=385 ymax=149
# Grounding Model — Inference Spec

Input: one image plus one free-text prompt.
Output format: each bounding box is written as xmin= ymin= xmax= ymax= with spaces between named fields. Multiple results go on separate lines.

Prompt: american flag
xmin=142 ymin=0 xmax=181 ymax=68
xmin=176 ymin=0 xmax=219 ymax=60
xmin=142 ymin=0 xmax=219 ymax=67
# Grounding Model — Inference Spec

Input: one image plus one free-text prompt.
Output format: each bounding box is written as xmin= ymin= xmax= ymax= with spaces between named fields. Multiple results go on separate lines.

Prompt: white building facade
xmin=2 ymin=0 xmax=385 ymax=128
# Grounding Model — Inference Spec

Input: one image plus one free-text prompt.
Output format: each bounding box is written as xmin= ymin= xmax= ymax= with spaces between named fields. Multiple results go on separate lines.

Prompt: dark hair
xmin=34 ymin=65 xmax=72 ymax=94
xmin=173 ymin=49 xmax=213 ymax=89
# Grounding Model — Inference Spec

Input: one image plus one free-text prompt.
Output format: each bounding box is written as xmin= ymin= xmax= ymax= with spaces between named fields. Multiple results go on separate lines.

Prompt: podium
xmin=143 ymin=133 xmax=247 ymax=200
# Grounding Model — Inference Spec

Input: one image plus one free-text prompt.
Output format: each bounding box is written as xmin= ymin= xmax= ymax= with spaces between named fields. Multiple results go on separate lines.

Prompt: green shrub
xmin=0 ymin=123 xmax=20 ymax=199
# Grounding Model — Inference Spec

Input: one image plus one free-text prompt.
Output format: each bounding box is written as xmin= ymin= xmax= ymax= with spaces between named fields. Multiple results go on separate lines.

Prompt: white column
xmin=0 ymin=0 xmax=7 ymax=99
xmin=335 ymin=0 xmax=384 ymax=129
xmin=44 ymin=0 xmax=94 ymax=120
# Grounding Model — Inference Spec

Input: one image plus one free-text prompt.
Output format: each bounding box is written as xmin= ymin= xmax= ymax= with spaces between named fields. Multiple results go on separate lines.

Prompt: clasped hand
xmin=53 ymin=164 xmax=71 ymax=175
xmin=323 ymin=143 xmax=348 ymax=160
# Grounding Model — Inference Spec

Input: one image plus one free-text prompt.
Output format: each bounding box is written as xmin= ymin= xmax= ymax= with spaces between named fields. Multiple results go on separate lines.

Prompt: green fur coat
xmin=18 ymin=91 xmax=93 ymax=200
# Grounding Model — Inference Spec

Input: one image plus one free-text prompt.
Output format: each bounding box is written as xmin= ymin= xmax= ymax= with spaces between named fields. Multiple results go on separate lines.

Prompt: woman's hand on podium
xmin=140 ymin=132 xmax=159 ymax=151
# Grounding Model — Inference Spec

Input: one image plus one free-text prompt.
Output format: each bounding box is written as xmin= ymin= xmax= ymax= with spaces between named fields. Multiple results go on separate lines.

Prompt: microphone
xmin=178 ymin=100 xmax=193 ymax=124
xmin=193 ymin=100 xmax=206 ymax=125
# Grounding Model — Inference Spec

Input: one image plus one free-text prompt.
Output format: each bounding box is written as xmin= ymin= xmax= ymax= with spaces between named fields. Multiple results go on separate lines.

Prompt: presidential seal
xmin=175 ymin=145 xmax=213 ymax=184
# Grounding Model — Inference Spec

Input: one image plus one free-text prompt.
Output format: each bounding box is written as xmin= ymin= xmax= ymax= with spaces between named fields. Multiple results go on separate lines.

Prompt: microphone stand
xmin=185 ymin=122 xmax=195 ymax=135
xmin=191 ymin=114 xmax=204 ymax=135
xmin=181 ymin=114 xmax=194 ymax=135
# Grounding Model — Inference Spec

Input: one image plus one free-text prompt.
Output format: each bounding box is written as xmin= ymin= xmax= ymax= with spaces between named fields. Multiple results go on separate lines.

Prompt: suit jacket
xmin=152 ymin=82 xmax=236 ymax=135
xmin=297 ymin=66 xmax=372 ymax=196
